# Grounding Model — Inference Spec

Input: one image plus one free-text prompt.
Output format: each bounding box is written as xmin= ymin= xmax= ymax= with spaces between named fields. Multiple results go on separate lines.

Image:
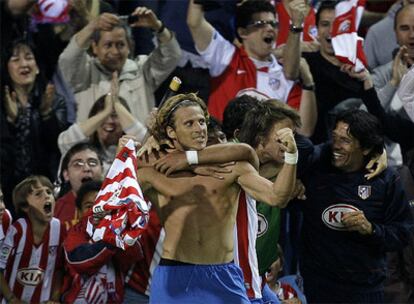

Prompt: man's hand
xmin=117 ymin=135 xmax=140 ymax=155
xmin=340 ymin=64 xmax=373 ymax=90
xmin=365 ymin=149 xmax=387 ymax=180
xmin=276 ymin=128 xmax=297 ymax=153
xmin=192 ymin=163 xmax=233 ymax=180
xmin=137 ymin=135 xmax=161 ymax=157
xmin=129 ymin=7 xmax=162 ymax=31
xmin=153 ymin=151 xmax=188 ymax=175
xmin=342 ymin=210 xmax=373 ymax=235
xmin=94 ymin=13 xmax=120 ymax=31
xmin=289 ymin=0 xmax=308 ymax=27
xmin=265 ymin=257 xmax=283 ymax=286
xmin=4 ymin=86 xmax=19 ymax=123
xmin=391 ymin=46 xmax=409 ymax=87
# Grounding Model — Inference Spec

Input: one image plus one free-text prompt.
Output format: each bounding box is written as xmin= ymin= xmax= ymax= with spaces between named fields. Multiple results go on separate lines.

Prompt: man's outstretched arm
xmin=187 ymin=0 xmax=215 ymax=52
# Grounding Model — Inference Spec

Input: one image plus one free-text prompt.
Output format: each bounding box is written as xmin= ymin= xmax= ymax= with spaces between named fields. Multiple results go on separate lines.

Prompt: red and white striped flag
xmin=87 ymin=140 xmax=150 ymax=250
xmin=33 ymin=0 xmax=70 ymax=24
xmin=331 ymin=0 xmax=367 ymax=72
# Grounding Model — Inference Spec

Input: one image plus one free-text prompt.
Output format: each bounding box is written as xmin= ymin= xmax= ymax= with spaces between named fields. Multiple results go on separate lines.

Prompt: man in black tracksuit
xmin=297 ymin=109 xmax=414 ymax=303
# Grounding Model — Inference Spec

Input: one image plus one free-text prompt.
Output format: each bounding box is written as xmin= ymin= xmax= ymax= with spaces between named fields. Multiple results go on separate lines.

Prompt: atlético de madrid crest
xmin=358 ymin=185 xmax=371 ymax=200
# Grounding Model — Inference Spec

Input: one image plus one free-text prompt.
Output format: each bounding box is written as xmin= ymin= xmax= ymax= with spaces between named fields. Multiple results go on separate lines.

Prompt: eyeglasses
xmin=69 ymin=159 xmax=100 ymax=169
xmin=247 ymin=20 xmax=279 ymax=29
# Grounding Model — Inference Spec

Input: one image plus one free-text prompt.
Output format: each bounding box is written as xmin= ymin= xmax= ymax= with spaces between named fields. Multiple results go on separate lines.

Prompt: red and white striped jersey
xmin=0 ymin=217 xmax=65 ymax=303
xmin=233 ymin=191 xmax=262 ymax=300
xmin=124 ymin=206 xmax=164 ymax=296
xmin=0 ymin=209 xmax=12 ymax=245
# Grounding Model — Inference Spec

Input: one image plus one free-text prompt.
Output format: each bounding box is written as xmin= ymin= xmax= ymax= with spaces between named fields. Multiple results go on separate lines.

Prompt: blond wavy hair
xmin=151 ymin=93 xmax=209 ymax=144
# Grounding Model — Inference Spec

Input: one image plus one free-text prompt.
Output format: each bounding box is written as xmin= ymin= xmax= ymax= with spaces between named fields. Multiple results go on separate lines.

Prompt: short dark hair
xmin=75 ymin=180 xmax=102 ymax=210
xmin=335 ymin=109 xmax=384 ymax=159
xmin=239 ymin=100 xmax=301 ymax=148
xmin=222 ymin=95 xmax=259 ymax=139
xmin=91 ymin=23 xmax=131 ymax=46
xmin=61 ymin=143 xmax=102 ymax=173
xmin=208 ymin=116 xmax=222 ymax=133
xmin=316 ymin=0 xmax=337 ymax=26
xmin=13 ymin=175 xmax=54 ymax=218
xmin=58 ymin=143 xmax=102 ymax=197
xmin=236 ymin=0 xmax=275 ymax=30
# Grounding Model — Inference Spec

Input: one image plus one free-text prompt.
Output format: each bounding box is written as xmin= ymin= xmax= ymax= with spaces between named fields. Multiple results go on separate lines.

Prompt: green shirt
xmin=255 ymin=202 xmax=281 ymax=275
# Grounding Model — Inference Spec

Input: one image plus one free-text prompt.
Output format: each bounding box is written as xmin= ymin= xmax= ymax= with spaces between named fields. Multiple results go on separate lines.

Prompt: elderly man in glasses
xmin=187 ymin=0 xmax=308 ymax=121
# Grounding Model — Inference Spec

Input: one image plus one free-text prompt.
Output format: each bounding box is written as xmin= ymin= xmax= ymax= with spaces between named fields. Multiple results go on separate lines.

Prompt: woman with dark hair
xmin=0 ymin=39 xmax=68 ymax=213
xmin=58 ymin=72 xmax=146 ymax=173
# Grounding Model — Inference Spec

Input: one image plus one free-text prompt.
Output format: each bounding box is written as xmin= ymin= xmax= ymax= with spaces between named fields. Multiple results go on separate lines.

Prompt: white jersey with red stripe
xmin=0 ymin=217 xmax=65 ymax=303
xmin=233 ymin=190 xmax=262 ymax=299
xmin=200 ymin=30 xmax=294 ymax=102
xmin=0 ymin=209 xmax=12 ymax=245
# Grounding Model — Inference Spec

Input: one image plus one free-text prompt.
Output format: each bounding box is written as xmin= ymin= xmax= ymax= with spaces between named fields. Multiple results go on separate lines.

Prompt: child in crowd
xmin=0 ymin=175 xmax=66 ymax=303
xmin=62 ymin=180 xmax=143 ymax=303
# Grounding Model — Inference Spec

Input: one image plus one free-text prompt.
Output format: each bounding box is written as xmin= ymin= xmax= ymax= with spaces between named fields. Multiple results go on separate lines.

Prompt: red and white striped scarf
xmin=331 ymin=0 xmax=367 ymax=72
xmin=87 ymin=140 xmax=150 ymax=250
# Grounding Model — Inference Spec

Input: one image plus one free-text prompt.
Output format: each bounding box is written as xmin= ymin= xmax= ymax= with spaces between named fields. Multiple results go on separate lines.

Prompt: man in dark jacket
xmin=298 ymin=108 xmax=414 ymax=303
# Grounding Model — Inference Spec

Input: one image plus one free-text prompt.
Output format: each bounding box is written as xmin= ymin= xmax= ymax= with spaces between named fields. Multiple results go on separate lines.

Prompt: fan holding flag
xmin=87 ymin=138 xmax=150 ymax=250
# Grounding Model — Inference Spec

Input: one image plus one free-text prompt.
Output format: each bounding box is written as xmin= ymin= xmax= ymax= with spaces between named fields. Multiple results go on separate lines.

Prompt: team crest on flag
xmin=87 ymin=139 xmax=150 ymax=250
xmin=358 ymin=185 xmax=371 ymax=200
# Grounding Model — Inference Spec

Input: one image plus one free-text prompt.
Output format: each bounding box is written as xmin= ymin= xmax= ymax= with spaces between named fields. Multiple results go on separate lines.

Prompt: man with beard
xmin=187 ymin=0 xmax=307 ymax=121
xmin=54 ymin=143 xmax=103 ymax=230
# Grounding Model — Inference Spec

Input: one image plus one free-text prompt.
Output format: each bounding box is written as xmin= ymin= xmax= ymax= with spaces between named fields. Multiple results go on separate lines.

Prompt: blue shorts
xmin=150 ymin=259 xmax=250 ymax=304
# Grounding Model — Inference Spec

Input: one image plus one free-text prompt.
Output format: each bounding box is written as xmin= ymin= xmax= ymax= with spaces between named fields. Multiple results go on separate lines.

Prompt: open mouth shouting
xmin=43 ymin=201 xmax=53 ymax=215
xmin=263 ymin=35 xmax=275 ymax=45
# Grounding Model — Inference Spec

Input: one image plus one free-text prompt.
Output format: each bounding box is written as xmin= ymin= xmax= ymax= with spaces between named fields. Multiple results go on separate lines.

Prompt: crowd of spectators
xmin=0 ymin=0 xmax=413 ymax=303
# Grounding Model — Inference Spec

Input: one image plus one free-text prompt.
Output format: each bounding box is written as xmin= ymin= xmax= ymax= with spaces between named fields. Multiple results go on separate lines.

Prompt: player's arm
xmin=153 ymin=143 xmax=259 ymax=176
xmin=187 ymin=0 xmax=215 ymax=52
xmin=237 ymin=128 xmax=297 ymax=207
xmin=138 ymin=167 xmax=195 ymax=198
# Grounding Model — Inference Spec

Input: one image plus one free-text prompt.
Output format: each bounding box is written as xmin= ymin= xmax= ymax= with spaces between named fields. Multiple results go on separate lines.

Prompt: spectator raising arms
xmin=58 ymin=6 xmax=181 ymax=124
xmin=58 ymin=72 xmax=146 ymax=174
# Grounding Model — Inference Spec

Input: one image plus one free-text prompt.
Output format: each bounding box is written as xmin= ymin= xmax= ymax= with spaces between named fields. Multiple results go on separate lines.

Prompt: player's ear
xmin=237 ymin=27 xmax=248 ymax=40
xmin=166 ymin=126 xmax=177 ymax=141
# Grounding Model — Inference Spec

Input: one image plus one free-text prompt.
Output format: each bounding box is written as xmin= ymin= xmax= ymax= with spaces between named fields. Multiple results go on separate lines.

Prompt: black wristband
xmin=155 ymin=22 xmax=165 ymax=34
xmin=290 ymin=24 xmax=303 ymax=33
xmin=302 ymin=84 xmax=315 ymax=91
